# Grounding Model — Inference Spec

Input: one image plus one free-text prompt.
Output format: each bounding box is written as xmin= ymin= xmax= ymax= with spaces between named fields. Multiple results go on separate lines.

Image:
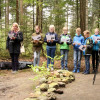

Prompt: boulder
xmin=40 ymin=83 xmax=49 ymax=91
xmin=54 ymin=89 xmax=63 ymax=94
xmin=61 ymin=78 xmax=69 ymax=84
xmin=58 ymin=82 xmax=66 ymax=87
xmin=39 ymin=77 xmax=48 ymax=84
xmin=49 ymin=82 xmax=59 ymax=89
xmin=48 ymin=88 xmax=56 ymax=93
xmin=47 ymin=92 xmax=57 ymax=100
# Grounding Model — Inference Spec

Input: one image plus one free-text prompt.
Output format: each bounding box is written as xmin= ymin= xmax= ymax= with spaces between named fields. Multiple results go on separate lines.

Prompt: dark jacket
xmin=6 ymin=31 xmax=23 ymax=53
xmin=32 ymin=32 xmax=44 ymax=52
xmin=44 ymin=32 xmax=58 ymax=46
xmin=83 ymin=37 xmax=93 ymax=55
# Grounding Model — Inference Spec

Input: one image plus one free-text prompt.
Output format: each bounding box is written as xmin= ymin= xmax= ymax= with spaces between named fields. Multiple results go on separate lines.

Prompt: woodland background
xmin=0 ymin=0 xmax=100 ymax=59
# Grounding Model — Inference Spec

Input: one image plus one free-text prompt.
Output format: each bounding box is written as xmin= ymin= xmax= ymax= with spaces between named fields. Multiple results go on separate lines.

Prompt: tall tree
xmin=5 ymin=0 xmax=9 ymax=33
xmin=0 ymin=0 xmax=1 ymax=19
xmin=20 ymin=0 xmax=23 ymax=29
xmin=80 ymin=0 xmax=86 ymax=34
xmin=16 ymin=0 xmax=19 ymax=23
xmin=76 ymin=0 xmax=79 ymax=27
xmin=36 ymin=0 xmax=43 ymax=30
xmin=86 ymin=0 xmax=88 ymax=29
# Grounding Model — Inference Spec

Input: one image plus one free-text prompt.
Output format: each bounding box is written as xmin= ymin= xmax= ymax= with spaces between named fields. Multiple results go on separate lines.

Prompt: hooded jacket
xmin=91 ymin=34 xmax=100 ymax=51
xmin=73 ymin=34 xmax=84 ymax=50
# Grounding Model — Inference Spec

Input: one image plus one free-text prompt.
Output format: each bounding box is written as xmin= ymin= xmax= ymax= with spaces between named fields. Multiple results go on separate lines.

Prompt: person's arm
xmin=53 ymin=33 xmax=58 ymax=43
xmin=38 ymin=34 xmax=44 ymax=44
xmin=81 ymin=37 xmax=84 ymax=45
xmin=58 ymin=35 xmax=63 ymax=44
xmin=67 ymin=35 xmax=72 ymax=45
xmin=15 ymin=32 xmax=23 ymax=42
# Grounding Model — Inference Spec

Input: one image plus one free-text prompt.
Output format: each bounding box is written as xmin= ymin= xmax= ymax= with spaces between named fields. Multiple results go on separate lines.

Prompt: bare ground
xmin=0 ymin=69 xmax=100 ymax=100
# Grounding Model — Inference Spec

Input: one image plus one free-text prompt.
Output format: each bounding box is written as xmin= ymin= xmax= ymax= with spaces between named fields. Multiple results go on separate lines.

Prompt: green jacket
xmin=59 ymin=34 xmax=72 ymax=50
xmin=32 ymin=33 xmax=44 ymax=52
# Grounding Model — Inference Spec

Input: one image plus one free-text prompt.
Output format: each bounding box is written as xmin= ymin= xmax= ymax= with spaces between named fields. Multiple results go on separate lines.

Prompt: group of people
xmin=6 ymin=23 xmax=100 ymax=75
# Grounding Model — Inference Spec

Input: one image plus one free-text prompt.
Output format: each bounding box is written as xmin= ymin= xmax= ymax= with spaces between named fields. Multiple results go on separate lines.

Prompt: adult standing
xmin=6 ymin=23 xmax=23 ymax=73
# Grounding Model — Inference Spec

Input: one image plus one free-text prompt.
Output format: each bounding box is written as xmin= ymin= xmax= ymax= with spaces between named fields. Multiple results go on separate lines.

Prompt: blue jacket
xmin=91 ymin=34 xmax=100 ymax=51
xmin=73 ymin=34 xmax=84 ymax=50
xmin=44 ymin=32 xmax=58 ymax=46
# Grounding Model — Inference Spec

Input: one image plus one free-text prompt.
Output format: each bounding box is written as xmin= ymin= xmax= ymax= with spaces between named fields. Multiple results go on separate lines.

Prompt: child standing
xmin=32 ymin=25 xmax=44 ymax=69
xmin=73 ymin=28 xmax=84 ymax=73
xmin=82 ymin=30 xmax=93 ymax=74
xmin=59 ymin=27 xmax=72 ymax=70
xmin=91 ymin=28 xmax=100 ymax=73
xmin=44 ymin=25 xmax=58 ymax=71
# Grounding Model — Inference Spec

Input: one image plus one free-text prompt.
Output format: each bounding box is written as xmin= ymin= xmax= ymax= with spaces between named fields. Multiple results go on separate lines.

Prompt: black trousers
xmin=92 ymin=50 xmax=99 ymax=70
xmin=10 ymin=53 xmax=19 ymax=71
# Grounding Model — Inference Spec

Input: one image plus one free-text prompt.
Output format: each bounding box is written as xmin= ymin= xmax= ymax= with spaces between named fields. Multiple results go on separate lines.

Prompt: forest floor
xmin=0 ymin=57 xmax=100 ymax=100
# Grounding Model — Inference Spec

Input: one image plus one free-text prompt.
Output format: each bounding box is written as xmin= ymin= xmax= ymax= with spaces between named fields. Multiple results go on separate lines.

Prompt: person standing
xmin=91 ymin=28 xmax=100 ymax=73
xmin=59 ymin=27 xmax=72 ymax=70
xmin=44 ymin=25 xmax=58 ymax=71
xmin=32 ymin=25 xmax=44 ymax=71
xmin=6 ymin=23 xmax=23 ymax=73
xmin=72 ymin=28 xmax=84 ymax=73
xmin=82 ymin=30 xmax=93 ymax=74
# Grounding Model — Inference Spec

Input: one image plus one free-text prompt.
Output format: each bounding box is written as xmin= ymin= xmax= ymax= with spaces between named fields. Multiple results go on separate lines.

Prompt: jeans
xmin=60 ymin=49 xmax=69 ymax=70
xmin=73 ymin=50 xmax=82 ymax=70
xmin=10 ymin=53 xmax=19 ymax=71
xmin=33 ymin=51 xmax=40 ymax=66
xmin=46 ymin=46 xmax=56 ymax=68
xmin=92 ymin=50 xmax=99 ymax=70
xmin=85 ymin=55 xmax=90 ymax=73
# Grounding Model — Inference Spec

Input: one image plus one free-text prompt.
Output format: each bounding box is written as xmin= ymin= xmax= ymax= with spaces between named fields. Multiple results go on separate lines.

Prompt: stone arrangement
xmin=24 ymin=70 xmax=75 ymax=100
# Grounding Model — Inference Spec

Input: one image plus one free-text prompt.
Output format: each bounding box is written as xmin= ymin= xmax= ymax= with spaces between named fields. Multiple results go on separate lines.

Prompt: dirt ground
xmin=0 ymin=69 xmax=100 ymax=100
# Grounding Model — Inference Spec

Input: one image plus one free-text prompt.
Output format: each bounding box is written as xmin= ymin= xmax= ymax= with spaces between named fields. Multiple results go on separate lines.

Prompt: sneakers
xmin=73 ymin=69 xmax=80 ymax=73
xmin=77 ymin=69 xmax=80 ymax=73
xmin=12 ymin=71 xmax=18 ymax=74
xmin=36 ymin=68 xmax=39 ymax=72
xmin=51 ymin=67 xmax=54 ymax=71
xmin=47 ymin=68 xmax=50 ymax=71
xmin=73 ymin=69 xmax=77 ymax=73
xmin=84 ymin=72 xmax=90 ymax=75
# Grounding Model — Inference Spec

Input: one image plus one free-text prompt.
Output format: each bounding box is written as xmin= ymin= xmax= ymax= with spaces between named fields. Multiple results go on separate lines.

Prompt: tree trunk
xmin=0 ymin=0 xmax=1 ymax=19
xmin=36 ymin=0 xmax=43 ymax=30
xmin=40 ymin=0 xmax=43 ymax=31
xmin=5 ymin=0 xmax=9 ymax=34
xmin=76 ymin=0 xmax=79 ymax=27
xmin=98 ymin=1 xmax=100 ymax=28
xmin=16 ymin=0 xmax=19 ymax=24
xmin=86 ymin=0 xmax=88 ymax=29
xmin=36 ymin=0 xmax=39 ymax=25
xmin=20 ymin=0 xmax=23 ymax=30
xmin=33 ymin=1 xmax=35 ymax=32
xmin=80 ymin=0 xmax=86 ymax=34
